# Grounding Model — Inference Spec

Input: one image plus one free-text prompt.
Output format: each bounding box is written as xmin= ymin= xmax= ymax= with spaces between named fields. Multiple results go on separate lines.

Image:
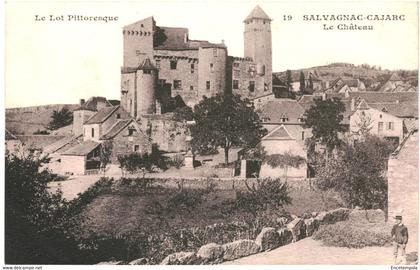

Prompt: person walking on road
xmin=391 ymin=214 xmax=408 ymax=265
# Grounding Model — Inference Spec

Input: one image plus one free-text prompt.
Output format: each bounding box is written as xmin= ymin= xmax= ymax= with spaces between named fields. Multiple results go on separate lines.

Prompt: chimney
xmin=350 ymin=98 xmax=355 ymax=111
xmin=80 ymin=99 xmax=85 ymax=105
xmin=322 ymin=92 xmax=327 ymax=101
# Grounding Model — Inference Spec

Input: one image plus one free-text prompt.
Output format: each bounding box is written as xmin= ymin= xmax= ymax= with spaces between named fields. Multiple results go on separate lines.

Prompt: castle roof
xmin=74 ymin=96 xmax=114 ymax=111
xmin=138 ymin=58 xmax=157 ymax=70
xmin=244 ymin=5 xmax=271 ymax=22
xmin=100 ymin=119 xmax=135 ymax=140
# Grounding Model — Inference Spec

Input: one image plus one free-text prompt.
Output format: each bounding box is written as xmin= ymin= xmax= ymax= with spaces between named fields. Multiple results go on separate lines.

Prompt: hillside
xmin=274 ymin=63 xmax=418 ymax=90
xmin=6 ymin=104 xmax=79 ymax=135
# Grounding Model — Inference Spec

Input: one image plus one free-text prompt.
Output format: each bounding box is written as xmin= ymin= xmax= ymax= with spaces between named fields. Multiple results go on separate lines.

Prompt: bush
xmin=312 ymin=219 xmax=392 ymax=248
xmin=167 ymin=155 xmax=184 ymax=169
xmin=33 ymin=129 xmax=50 ymax=135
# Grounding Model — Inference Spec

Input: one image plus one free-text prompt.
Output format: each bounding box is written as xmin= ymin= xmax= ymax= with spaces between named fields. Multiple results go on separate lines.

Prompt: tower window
xmin=190 ymin=64 xmax=194 ymax=73
xmin=233 ymin=70 xmax=240 ymax=77
xmin=134 ymin=145 xmax=140 ymax=152
xmin=173 ymin=80 xmax=182 ymax=90
xmin=233 ymin=80 xmax=239 ymax=90
xmin=210 ymin=63 xmax=214 ymax=72
xmin=158 ymin=79 xmax=166 ymax=87
xmin=301 ymin=131 xmax=305 ymax=140
xmin=206 ymin=81 xmax=211 ymax=91
xmin=155 ymin=59 xmax=160 ymax=69
xmin=190 ymin=86 xmax=194 ymax=91
xmin=233 ymin=62 xmax=240 ymax=68
xmin=249 ymin=81 xmax=255 ymax=92
xmin=170 ymin=60 xmax=177 ymax=69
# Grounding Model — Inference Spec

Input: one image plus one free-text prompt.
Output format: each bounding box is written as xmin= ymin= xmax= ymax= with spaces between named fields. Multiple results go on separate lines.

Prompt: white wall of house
xmin=259 ymin=139 xmax=307 ymax=178
xmin=83 ymin=124 xmax=101 ymax=142
xmin=61 ymin=155 xmax=86 ymax=175
xmin=350 ymin=108 xmax=403 ymax=141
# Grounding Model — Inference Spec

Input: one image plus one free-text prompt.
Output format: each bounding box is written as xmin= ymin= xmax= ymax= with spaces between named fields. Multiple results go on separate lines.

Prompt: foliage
xmin=167 ymin=155 xmax=185 ymax=169
xmin=99 ymin=140 xmax=113 ymax=174
xmin=312 ymin=219 xmax=392 ymax=248
xmin=265 ymin=151 xmax=306 ymax=180
xmin=299 ymin=71 xmax=305 ymax=93
xmin=237 ymin=178 xmax=292 ymax=215
xmin=188 ymin=94 xmax=267 ymax=164
xmin=48 ymin=107 xmax=73 ymax=130
xmin=5 ymin=152 xmax=89 ymax=264
xmin=352 ymin=111 xmax=374 ymax=138
xmin=153 ymin=25 xmax=168 ymax=47
xmin=286 ymin=70 xmax=292 ymax=90
xmin=173 ymin=106 xmax=194 ymax=122
xmin=303 ymin=97 xmax=346 ymax=154
xmin=117 ymin=145 xmax=167 ymax=177
xmin=315 ymin=136 xmax=394 ymax=209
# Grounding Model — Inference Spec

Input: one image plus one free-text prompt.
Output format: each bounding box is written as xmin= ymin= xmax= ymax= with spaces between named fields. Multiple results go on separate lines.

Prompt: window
xmin=190 ymin=64 xmax=194 ymax=73
xmin=173 ymin=80 xmax=182 ymax=90
xmin=91 ymin=128 xmax=95 ymax=138
xmin=301 ymin=131 xmax=305 ymax=140
xmin=117 ymin=113 xmax=121 ymax=119
xmin=388 ymin=122 xmax=394 ymax=130
xmin=206 ymin=81 xmax=210 ymax=91
xmin=155 ymin=59 xmax=160 ymax=69
xmin=136 ymin=50 xmax=141 ymax=56
xmin=128 ymin=127 xmax=136 ymax=136
xmin=233 ymin=80 xmax=239 ymax=90
xmin=249 ymin=81 xmax=255 ymax=92
xmin=281 ymin=118 xmax=288 ymax=123
xmin=190 ymin=86 xmax=194 ymax=91
xmin=158 ymin=79 xmax=166 ymax=87
xmin=210 ymin=63 xmax=214 ymax=72
xmin=233 ymin=62 xmax=240 ymax=68
xmin=143 ymin=70 xmax=151 ymax=74
xmin=378 ymin=122 xmax=384 ymax=132
xmin=134 ymin=145 xmax=140 ymax=152
xmin=233 ymin=70 xmax=240 ymax=77
xmin=170 ymin=60 xmax=177 ymax=69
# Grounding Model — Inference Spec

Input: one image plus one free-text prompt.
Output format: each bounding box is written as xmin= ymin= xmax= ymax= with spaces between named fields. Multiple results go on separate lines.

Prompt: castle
xmin=120 ymin=5 xmax=273 ymax=115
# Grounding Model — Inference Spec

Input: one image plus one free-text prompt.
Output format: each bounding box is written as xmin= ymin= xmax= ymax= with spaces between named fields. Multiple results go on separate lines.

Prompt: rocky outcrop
xmin=197 ymin=243 xmax=224 ymax=262
xmin=304 ymin=218 xmax=318 ymax=237
xmin=255 ymin=227 xmax=281 ymax=251
xmin=286 ymin=218 xmax=306 ymax=242
xmin=222 ymin=240 xmax=260 ymax=261
xmin=160 ymin=251 xmax=200 ymax=265
xmin=314 ymin=208 xmax=350 ymax=224
xmin=129 ymin=258 xmax=148 ymax=265
xmin=277 ymin=227 xmax=293 ymax=246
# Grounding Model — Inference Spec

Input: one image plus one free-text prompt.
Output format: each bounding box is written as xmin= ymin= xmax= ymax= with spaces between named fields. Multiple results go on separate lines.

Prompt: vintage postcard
xmin=3 ymin=0 xmax=419 ymax=268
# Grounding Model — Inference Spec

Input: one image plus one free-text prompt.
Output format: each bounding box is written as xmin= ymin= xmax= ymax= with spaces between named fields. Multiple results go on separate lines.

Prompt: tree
xmin=189 ymin=94 xmax=267 ymax=164
xmin=307 ymin=76 xmax=314 ymax=93
xmin=48 ymin=107 xmax=73 ymax=130
xmin=265 ymin=151 xmax=306 ymax=181
xmin=286 ymin=70 xmax=292 ymax=90
xmin=303 ymin=97 xmax=346 ymax=158
xmin=315 ymin=136 xmax=394 ymax=210
xmin=352 ymin=111 xmax=374 ymax=138
xmin=299 ymin=71 xmax=305 ymax=94
xmin=5 ymin=152 xmax=86 ymax=264
xmin=99 ymin=141 xmax=113 ymax=175
xmin=117 ymin=152 xmax=153 ymax=178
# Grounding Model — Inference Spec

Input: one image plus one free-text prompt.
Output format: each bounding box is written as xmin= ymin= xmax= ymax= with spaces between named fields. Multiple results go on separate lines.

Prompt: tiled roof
xmin=5 ymin=129 xmax=18 ymax=140
xmin=262 ymin=125 xmax=292 ymax=140
xmin=61 ymin=140 xmax=100 ymax=156
xmin=348 ymin=92 xmax=418 ymax=104
xmin=343 ymin=79 xmax=359 ymax=87
xmin=100 ymin=119 xmax=134 ymax=140
xmin=85 ymin=106 xmax=120 ymax=125
xmin=368 ymin=101 xmax=418 ymax=118
xmin=74 ymin=96 xmax=113 ymax=111
xmin=244 ymin=5 xmax=271 ymax=21
xmin=258 ymin=99 xmax=305 ymax=124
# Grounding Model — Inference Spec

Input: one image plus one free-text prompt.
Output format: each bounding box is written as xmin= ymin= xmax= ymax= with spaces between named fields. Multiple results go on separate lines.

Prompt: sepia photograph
xmin=3 ymin=0 xmax=419 ymax=268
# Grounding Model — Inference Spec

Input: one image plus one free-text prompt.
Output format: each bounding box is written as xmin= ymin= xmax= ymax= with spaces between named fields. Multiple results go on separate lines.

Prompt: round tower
xmin=136 ymin=57 xmax=157 ymax=116
xmin=244 ymin=5 xmax=272 ymax=95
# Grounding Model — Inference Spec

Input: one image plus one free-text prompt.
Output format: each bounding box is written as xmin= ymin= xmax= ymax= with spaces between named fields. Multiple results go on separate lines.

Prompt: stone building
xmin=120 ymin=5 xmax=273 ymax=114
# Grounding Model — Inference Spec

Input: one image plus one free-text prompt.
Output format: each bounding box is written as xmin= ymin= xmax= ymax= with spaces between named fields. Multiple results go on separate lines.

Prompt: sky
xmin=5 ymin=0 xmax=418 ymax=108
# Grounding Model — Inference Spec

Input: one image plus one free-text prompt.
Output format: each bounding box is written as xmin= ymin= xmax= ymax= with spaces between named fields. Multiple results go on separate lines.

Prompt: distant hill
xmin=274 ymin=62 xmax=418 ymax=90
xmin=6 ymin=104 xmax=79 ymax=135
